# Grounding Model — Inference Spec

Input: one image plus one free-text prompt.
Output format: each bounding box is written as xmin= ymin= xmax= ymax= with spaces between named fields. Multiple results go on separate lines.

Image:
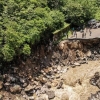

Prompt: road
xmin=70 ymin=27 xmax=100 ymax=39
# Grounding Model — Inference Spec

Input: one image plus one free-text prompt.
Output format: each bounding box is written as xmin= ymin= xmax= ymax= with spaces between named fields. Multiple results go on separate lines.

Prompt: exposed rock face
xmin=52 ymin=38 xmax=100 ymax=68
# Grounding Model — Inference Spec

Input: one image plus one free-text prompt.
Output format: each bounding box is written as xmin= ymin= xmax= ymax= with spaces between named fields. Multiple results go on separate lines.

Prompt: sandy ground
xmin=62 ymin=60 xmax=100 ymax=100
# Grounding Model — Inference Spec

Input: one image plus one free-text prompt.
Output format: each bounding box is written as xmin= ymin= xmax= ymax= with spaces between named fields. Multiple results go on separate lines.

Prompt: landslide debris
xmin=0 ymin=38 xmax=100 ymax=99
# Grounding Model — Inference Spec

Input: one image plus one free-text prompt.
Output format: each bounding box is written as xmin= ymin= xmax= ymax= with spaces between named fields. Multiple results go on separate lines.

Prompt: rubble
xmin=1 ymin=38 xmax=100 ymax=99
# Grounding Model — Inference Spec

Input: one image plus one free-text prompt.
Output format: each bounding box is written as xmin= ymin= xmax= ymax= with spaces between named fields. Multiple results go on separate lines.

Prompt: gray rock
xmin=38 ymin=76 xmax=47 ymax=84
xmin=94 ymin=51 xmax=97 ymax=55
xmin=87 ymin=50 xmax=92 ymax=57
xmin=22 ymin=94 xmax=30 ymax=100
xmin=57 ymin=66 xmax=62 ymax=71
xmin=71 ymin=64 xmax=76 ymax=68
xmin=5 ymin=75 xmax=17 ymax=83
xmin=28 ymin=96 xmax=34 ymax=100
xmin=24 ymin=84 xmax=34 ymax=92
xmin=74 ymin=62 xmax=81 ymax=66
xmin=45 ymin=82 xmax=51 ymax=88
xmin=79 ymin=61 xmax=87 ymax=64
xmin=88 ymin=91 xmax=100 ymax=100
xmin=56 ymin=75 xmax=60 ymax=79
xmin=50 ymin=75 xmax=55 ymax=79
xmin=4 ymin=82 xmax=10 ymax=86
xmin=90 ymin=78 xmax=96 ymax=86
xmin=46 ymin=91 xmax=55 ymax=99
xmin=10 ymin=85 xmax=22 ymax=93
xmin=40 ymin=87 xmax=48 ymax=94
xmin=61 ymin=93 xmax=69 ymax=100
xmin=19 ymin=78 xmax=26 ymax=84
xmin=57 ymin=82 xmax=63 ymax=89
xmin=34 ymin=85 xmax=41 ymax=90
xmin=54 ymin=69 xmax=58 ymax=73
xmin=22 ymin=82 xmax=28 ymax=88
xmin=96 ymin=79 xmax=100 ymax=89
xmin=62 ymin=68 xmax=67 ymax=73
xmin=4 ymin=82 xmax=11 ymax=91
xmin=35 ymin=94 xmax=48 ymax=100
xmin=45 ymin=75 xmax=51 ymax=79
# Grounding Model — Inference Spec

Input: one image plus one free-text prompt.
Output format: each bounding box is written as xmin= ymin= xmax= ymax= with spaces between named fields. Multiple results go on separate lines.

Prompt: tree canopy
xmin=0 ymin=0 xmax=99 ymax=61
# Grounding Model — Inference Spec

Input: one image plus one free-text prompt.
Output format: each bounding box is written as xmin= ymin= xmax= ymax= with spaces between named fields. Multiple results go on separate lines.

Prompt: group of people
xmin=72 ymin=26 xmax=92 ymax=38
xmin=80 ymin=27 xmax=92 ymax=38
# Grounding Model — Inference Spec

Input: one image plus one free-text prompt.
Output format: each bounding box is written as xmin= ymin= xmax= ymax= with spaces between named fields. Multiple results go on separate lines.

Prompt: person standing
xmin=74 ymin=30 xmax=76 ymax=37
xmin=84 ymin=32 xmax=86 ymax=38
xmin=72 ymin=27 xmax=74 ymax=37
xmin=72 ymin=27 xmax=74 ymax=31
xmin=89 ymin=29 xmax=92 ymax=36
xmin=76 ymin=32 xmax=77 ymax=38
xmin=86 ymin=27 xmax=88 ymax=33
xmin=82 ymin=33 xmax=84 ymax=38
xmin=67 ymin=34 xmax=68 ymax=39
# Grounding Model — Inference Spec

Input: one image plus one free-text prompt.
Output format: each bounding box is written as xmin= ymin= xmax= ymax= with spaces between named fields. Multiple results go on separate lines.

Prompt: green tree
xmin=62 ymin=1 xmax=84 ymax=25
xmin=50 ymin=10 xmax=65 ymax=30
xmin=47 ymin=0 xmax=66 ymax=10
xmin=0 ymin=0 xmax=65 ymax=61
xmin=62 ymin=0 xmax=98 ymax=25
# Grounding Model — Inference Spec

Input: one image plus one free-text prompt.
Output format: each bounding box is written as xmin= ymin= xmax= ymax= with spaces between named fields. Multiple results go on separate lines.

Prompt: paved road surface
xmin=70 ymin=27 xmax=100 ymax=39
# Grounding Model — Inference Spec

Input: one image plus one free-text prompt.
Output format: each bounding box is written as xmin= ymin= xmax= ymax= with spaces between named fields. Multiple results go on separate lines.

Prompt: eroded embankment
xmin=0 ymin=38 xmax=100 ymax=100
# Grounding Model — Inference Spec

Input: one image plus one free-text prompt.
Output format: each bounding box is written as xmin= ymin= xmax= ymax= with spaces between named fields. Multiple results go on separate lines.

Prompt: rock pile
xmin=0 ymin=39 xmax=100 ymax=99
xmin=89 ymin=72 xmax=100 ymax=100
xmin=88 ymin=91 xmax=100 ymax=100
xmin=52 ymin=39 xmax=100 ymax=68
xmin=0 ymin=64 xmax=69 ymax=100
xmin=90 ymin=72 xmax=100 ymax=88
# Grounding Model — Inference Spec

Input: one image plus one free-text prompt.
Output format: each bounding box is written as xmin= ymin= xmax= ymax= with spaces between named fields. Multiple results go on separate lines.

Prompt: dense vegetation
xmin=0 ymin=0 xmax=100 ymax=61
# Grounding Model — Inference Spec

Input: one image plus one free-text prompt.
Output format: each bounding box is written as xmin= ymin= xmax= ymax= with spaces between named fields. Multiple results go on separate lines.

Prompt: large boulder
xmin=24 ymin=84 xmax=34 ymax=93
xmin=38 ymin=76 xmax=47 ymax=84
xmin=86 ymin=50 xmax=92 ymax=57
xmin=74 ymin=62 xmax=81 ymax=66
xmin=10 ymin=85 xmax=22 ymax=93
xmin=61 ymin=93 xmax=69 ymax=100
xmin=46 ymin=91 xmax=55 ymax=99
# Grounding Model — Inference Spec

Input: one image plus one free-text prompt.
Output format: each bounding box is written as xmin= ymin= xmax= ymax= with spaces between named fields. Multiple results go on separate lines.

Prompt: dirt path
xmin=61 ymin=60 xmax=100 ymax=100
